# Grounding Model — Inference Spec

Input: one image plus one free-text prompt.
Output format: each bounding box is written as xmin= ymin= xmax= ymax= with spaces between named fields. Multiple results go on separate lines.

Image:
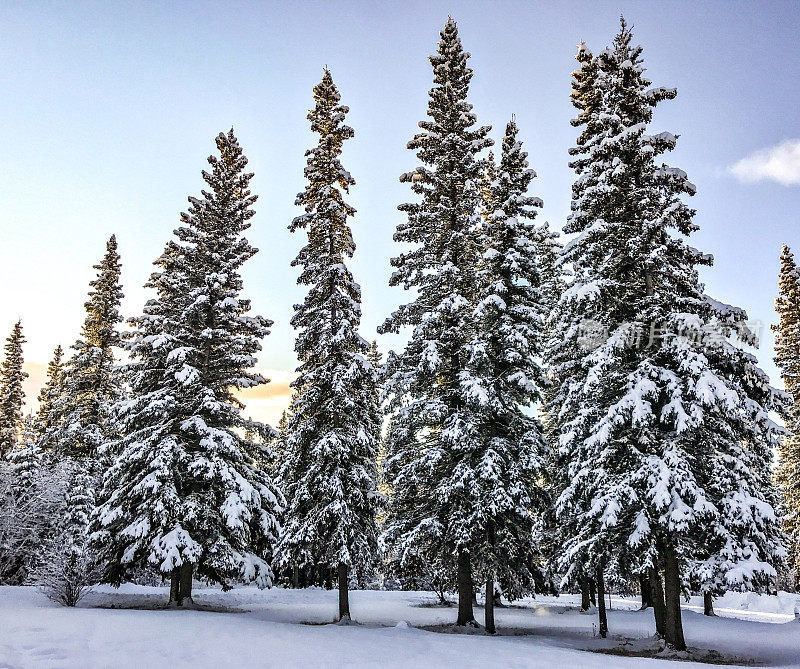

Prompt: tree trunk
xmin=169 ymin=568 xmax=180 ymax=605
xmin=580 ymin=577 xmax=591 ymax=611
xmin=589 ymin=578 xmax=597 ymax=606
xmin=662 ymin=545 xmax=686 ymax=651
xmin=485 ymin=578 xmax=496 ymax=634
xmin=650 ymin=567 xmax=667 ymax=637
xmin=595 ymin=565 xmax=608 ymax=638
xmin=435 ymin=579 xmax=448 ymax=606
xmin=493 ymin=588 xmax=504 ymax=608
xmin=292 ymin=564 xmax=299 ymax=589
xmin=703 ymin=591 xmax=715 ymax=617
xmin=178 ymin=562 xmax=193 ymax=606
xmin=456 ymin=551 xmax=475 ymax=626
xmin=338 ymin=563 xmax=350 ymax=621
xmin=639 ymin=574 xmax=653 ymax=610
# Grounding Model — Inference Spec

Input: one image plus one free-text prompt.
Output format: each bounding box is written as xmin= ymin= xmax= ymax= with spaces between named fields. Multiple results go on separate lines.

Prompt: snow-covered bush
xmin=0 ymin=455 xmax=66 ymax=584
xmin=32 ymin=461 xmax=100 ymax=606
xmin=34 ymin=541 xmax=100 ymax=607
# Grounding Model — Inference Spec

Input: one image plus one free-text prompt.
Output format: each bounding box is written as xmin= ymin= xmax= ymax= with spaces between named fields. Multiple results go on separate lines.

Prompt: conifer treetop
xmin=43 ymin=236 xmax=124 ymax=457
xmin=83 ymin=235 xmax=124 ymax=351
xmin=773 ymin=244 xmax=800 ymax=400
xmin=0 ymin=320 xmax=28 ymax=458
xmin=34 ymin=344 xmax=64 ymax=438
xmin=37 ymin=345 xmax=64 ymax=407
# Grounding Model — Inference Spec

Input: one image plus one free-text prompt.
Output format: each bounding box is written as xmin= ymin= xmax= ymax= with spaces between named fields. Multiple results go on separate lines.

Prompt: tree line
xmin=1 ymin=17 xmax=798 ymax=653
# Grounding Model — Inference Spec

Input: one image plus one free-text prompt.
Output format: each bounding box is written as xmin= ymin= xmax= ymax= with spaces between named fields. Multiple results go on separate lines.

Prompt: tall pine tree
xmin=0 ymin=321 xmax=27 ymax=459
xmin=91 ymin=130 xmax=282 ymax=605
xmin=380 ymin=17 xmax=492 ymax=626
xmin=773 ymin=244 xmax=800 ymax=586
xmin=467 ymin=119 xmax=553 ymax=633
xmin=549 ymin=19 xmax=783 ymax=649
xmin=277 ymin=71 xmax=381 ymax=621
xmin=44 ymin=236 xmax=124 ymax=458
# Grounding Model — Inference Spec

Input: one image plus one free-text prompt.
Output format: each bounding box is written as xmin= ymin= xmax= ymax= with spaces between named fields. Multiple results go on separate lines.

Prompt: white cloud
xmin=730 ymin=139 xmax=800 ymax=186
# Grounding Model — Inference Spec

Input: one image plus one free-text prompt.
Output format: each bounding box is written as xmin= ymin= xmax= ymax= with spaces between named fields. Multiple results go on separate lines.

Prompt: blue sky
xmin=2 ymin=0 xmax=799 ymax=425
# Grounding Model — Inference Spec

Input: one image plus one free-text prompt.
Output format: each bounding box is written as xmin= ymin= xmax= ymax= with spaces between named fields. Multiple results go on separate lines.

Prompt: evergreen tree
xmin=545 ymin=38 xmax=614 ymax=623
xmin=35 ymin=345 xmax=65 ymax=440
xmin=277 ymin=71 xmax=381 ymax=621
xmin=45 ymin=236 xmax=124 ymax=458
xmin=467 ymin=119 xmax=552 ymax=632
xmin=0 ymin=321 xmax=27 ymax=459
xmin=91 ymin=130 xmax=282 ymax=605
xmin=772 ymin=244 xmax=800 ymax=586
xmin=270 ymin=409 xmax=290 ymax=471
xmin=549 ymin=19 xmax=783 ymax=649
xmin=774 ymin=246 xmax=800 ymax=396
xmin=379 ymin=17 xmax=492 ymax=626
xmin=366 ymin=341 xmax=383 ymax=385
xmin=7 ymin=416 xmax=42 ymax=488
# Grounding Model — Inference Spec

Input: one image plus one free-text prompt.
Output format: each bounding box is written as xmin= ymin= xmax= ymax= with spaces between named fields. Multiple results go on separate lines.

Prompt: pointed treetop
xmin=618 ymin=15 xmax=630 ymax=36
xmin=193 ymin=128 xmax=258 ymax=233
xmin=781 ymin=244 xmax=800 ymax=277
xmin=433 ymin=16 xmax=471 ymax=82
xmin=0 ymin=320 xmax=27 ymax=457
xmin=37 ymin=344 xmax=64 ymax=402
xmin=613 ymin=15 xmax=635 ymax=55
xmin=82 ymin=233 xmax=124 ymax=351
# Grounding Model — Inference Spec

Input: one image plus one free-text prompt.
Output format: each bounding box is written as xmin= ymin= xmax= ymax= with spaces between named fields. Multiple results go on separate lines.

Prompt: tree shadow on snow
xmin=81 ymin=591 xmax=248 ymax=614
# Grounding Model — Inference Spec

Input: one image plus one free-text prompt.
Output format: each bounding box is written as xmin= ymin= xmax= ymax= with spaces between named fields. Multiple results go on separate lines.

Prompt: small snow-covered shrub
xmin=0 ymin=457 xmax=67 ymax=584
xmin=34 ymin=541 xmax=100 ymax=607
xmin=20 ymin=456 xmax=102 ymax=606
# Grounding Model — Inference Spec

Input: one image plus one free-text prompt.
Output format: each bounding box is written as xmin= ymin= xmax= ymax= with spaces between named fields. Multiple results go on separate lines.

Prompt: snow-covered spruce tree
xmin=34 ymin=345 xmax=65 ymax=441
xmin=277 ymin=70 xmax=381 ymax=622
xmin=44 ymin=236 xmax=123 ymax=458
xmin=366 ymin=341 xmax=383 ymax=392
xmin=379 ymin=17 xmax=492 ymax=627
xmin=7 ymin=416 xmax=42 ymax=491
xmin=774 ymin=246 xmax=800 ymax=398
xmin=90 ymin=130 xmax=282 ymax=606
xmin=544 ymin=37 xmax=613 ymax=626
xmin=0 ymin=320 xmax=27 ymax=459
xmin=467 ymin=119 xmax=552 ymax=633
xmin=548 ymin=20 xmax=784 ymax=650
xmin=268 ymin=409 xmax=289 ymax=473
xmin=773 ymin=245 xmax=800 ymax=587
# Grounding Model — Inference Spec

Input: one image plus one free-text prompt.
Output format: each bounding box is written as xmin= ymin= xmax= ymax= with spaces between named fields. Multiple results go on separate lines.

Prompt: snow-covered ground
xmin=1 ymin=585 xmax=798 ymax=668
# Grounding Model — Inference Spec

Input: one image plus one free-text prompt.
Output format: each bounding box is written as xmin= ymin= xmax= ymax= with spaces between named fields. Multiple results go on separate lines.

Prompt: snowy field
xmin=1 ymin=586 xmax=799 ymax=668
